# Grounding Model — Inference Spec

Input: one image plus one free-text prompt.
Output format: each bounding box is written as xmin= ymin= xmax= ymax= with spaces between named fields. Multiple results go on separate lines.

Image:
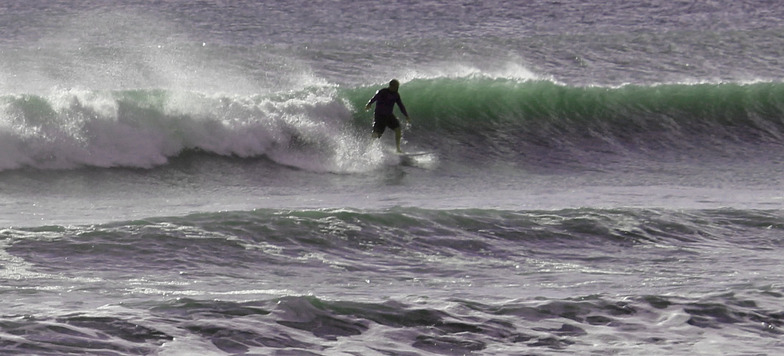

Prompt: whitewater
xmin=2 ymin=1 xmax=784 ymax=355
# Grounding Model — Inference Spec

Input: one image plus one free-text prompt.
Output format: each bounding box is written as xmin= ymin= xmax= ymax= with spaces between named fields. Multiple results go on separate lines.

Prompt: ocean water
xmin=2 ymin=1 xmax=784 ymax=355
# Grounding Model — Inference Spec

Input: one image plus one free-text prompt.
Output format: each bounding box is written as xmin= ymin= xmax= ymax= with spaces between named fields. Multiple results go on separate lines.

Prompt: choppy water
xmin=2 ymin=1 xmax=784 ymax=355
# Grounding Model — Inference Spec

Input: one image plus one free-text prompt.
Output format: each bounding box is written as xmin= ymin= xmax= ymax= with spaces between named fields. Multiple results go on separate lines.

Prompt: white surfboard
xmin=395 ymin=150 xmax=437 ymax=168
xmin=397 ymin=151 xmax=433 ymax=157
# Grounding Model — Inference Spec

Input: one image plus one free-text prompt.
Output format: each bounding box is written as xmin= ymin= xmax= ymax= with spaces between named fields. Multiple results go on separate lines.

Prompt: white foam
xmin=0 ymin=84 xmax=381 ymax=173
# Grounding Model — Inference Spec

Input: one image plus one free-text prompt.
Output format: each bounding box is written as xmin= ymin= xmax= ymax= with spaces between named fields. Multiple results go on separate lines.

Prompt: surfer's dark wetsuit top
xmin=367 ymin=88 xmax=408 ymax=135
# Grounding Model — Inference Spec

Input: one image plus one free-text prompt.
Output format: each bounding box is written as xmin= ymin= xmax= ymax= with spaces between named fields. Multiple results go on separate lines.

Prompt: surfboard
xmin=396 ymin=151 xmax=433 ymax=157
xmin=395 ymin=150 xmax=437 ymax=168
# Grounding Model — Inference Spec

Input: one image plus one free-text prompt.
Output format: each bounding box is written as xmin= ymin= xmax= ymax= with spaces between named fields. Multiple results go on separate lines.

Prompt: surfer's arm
xmin=397 ymin=96 xmax=410 ymax=122
xmin=365 ymin=91 xmax=380 ymax=111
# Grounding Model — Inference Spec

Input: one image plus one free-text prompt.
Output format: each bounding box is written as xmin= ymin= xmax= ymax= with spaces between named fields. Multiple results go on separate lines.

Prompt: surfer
xmin=365 ymin=79 xmax=411 ymax=153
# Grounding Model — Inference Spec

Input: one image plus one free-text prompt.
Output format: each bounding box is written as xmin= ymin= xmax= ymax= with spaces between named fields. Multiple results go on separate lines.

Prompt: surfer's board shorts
xmin=372 ymin=114 xmax=400 ymax=136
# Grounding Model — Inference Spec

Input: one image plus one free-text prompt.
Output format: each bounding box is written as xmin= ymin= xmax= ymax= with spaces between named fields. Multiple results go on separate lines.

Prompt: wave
xmin=6 ymin=291 xmax=781 ymax=355
xmin=13 ymin=207 xmax=783 ymax=257
xmin=3 ymin=78 xmax=784 ymax=172
xmin=347 ymin=78 xmax=784 ymax=161
xmin=4 ymin=206 xmax=783 ymax=354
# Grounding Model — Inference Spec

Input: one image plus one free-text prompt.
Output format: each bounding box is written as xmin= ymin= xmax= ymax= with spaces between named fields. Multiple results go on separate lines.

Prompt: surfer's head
xmin=388 ymin=79 xmax=400 ymax=92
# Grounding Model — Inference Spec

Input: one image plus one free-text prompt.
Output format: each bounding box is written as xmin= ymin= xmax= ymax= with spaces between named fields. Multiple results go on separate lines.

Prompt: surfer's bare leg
xmin=394 ymin=127 xmax=402 ymax=153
